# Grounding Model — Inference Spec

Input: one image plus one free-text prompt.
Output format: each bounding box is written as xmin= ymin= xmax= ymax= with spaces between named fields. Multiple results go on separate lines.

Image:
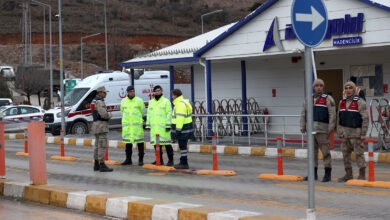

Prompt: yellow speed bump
xmin=90 ymin=160 xmax=121 ymax=165
xmin=142 ymin=164 xmax=175 ymax=172
xmin=195 ymin=170 xmax=236 ymax=176
xmin=16 ymin=152 xmax=29 ymax=156
xmin=258 ymin=174 xmax=303 ymax=181
xmin=51 ymin=155 xmax=76 ymax=161
xmin=105 ymin=160 xmax=121 ymax=165
xmin=346 ymin=179 xmax=390 ymax=189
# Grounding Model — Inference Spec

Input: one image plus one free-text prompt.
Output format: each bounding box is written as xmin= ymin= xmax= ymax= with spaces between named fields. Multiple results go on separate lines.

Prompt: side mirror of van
xmin=160 ymin=75 xmax=168 ymax=79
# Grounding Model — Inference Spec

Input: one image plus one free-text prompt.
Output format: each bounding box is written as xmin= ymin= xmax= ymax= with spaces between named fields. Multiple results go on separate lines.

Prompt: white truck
xmin=43 ymin=70 xmax=190 ymax=135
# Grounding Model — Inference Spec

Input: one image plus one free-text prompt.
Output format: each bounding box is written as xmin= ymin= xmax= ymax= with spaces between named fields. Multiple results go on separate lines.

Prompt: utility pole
xmin=31 ymin=0 xmax=54 ymax=108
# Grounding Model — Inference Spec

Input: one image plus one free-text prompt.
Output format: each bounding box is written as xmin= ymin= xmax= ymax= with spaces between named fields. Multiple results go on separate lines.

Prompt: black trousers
xmin=125 ymin=143 xmax=145 ymax=158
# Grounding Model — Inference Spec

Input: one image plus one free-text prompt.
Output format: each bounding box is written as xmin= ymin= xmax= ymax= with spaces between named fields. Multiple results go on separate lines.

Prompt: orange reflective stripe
xmin=356 ymin=87 xmax=361 ymax=96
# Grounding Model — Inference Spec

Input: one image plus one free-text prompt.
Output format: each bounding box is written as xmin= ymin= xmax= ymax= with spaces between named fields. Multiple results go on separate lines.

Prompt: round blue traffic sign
xmin=291 ymin=0 xmax=328 ymax=48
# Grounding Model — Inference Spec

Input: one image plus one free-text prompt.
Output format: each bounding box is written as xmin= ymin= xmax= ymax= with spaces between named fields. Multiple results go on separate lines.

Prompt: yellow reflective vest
xmin=172 ymin=95 xmax=194 ymax=140
xmin=121 ymin=96 xmax=145 ymax=143
xmin=146 ymin=95 xmax=172 ymax=145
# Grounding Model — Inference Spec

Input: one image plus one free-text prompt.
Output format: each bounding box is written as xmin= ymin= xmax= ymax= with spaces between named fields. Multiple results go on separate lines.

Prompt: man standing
xmin=337 ymin=81 xmax=369 ymax=182
xmin=120 ymin=86 xmax=145 ymax=166
xmin=91 ymin=86 xmax=113 ymax=172
xmin=146 ymin=85 xmax=174 ymax=166
xmin=172 ymin=89 xmax=194 ymax=169
xmin=300 ymin=79 xmax=336 ymax=182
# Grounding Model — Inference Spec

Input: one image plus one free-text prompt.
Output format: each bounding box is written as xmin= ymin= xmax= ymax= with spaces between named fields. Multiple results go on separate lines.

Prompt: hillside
xmin=0 ymin=0 xmax=266 ymax=76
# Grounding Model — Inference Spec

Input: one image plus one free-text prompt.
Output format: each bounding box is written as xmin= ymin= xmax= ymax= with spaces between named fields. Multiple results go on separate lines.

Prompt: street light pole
xmin=81 ymin=33 xmax=101 ymax=80
xmin=95 ymin=0 xmax=108 ymax=70
xmin=31 ymin=0 xmax=53 ymax=108
xmin=201 ymin=9 xmax=223 ymax=34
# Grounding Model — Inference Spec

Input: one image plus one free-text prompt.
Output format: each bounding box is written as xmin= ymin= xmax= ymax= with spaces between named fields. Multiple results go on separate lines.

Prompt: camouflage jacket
xmin=91 ymin=97 xmax=112 ymax=134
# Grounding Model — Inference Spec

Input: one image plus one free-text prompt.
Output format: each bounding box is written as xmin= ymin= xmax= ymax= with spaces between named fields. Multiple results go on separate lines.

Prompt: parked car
xmin=0 ymin=98 xmax=12 ymax=107
xmin=0 ymin=105 xmax=44 ymax=132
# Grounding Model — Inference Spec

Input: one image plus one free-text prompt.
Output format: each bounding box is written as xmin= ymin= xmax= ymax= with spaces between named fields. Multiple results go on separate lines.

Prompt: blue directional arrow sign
xmin=291 ymin=0 xmax=328 ymax=48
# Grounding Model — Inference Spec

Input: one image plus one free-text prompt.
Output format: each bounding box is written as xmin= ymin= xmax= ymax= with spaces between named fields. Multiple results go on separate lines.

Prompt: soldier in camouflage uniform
xmin=91 ymin=86 xmax=113 ymax=172
xmin=300 ymin=79 xmax=336 ymax=182
xmin=337 ymin=81 xmax=368 ymax=182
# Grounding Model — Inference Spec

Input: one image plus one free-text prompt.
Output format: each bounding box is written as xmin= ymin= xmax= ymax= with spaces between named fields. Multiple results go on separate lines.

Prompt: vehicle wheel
xmin=71 ymin=121 xmax=88 ymax=135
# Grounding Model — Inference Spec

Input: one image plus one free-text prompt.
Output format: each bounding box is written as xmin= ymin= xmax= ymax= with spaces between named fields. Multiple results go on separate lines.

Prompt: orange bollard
xmin=156 ymin=134 xmax=161 ymax=166
xmin=24 ymin=128 xmax=28 ymax=153
xmin=16 ymin=128 xmax=29 ymax=156
xmin=0 ymin=122 xmax=5 ymax=178
xmin=212 ymin=136 xmax=218 ymax=170
xmin=28 ymin=121 xmax=47 ymax=185
xmin=277 ymin=137 xmax=283 ymax=176
xmin=368 ymin=139 xmax=375 ymax=182
xmin=101 ymin=141 xmax=120 ymax=165
xmin=329 ymin=131 xmax=335 ymax=149
xmin=60 ymin=130 xmax=65 ymax=157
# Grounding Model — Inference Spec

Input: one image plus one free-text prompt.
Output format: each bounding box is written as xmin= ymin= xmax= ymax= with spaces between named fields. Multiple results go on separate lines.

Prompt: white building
xmin=121 ymin=0 xmax=390 ymax=136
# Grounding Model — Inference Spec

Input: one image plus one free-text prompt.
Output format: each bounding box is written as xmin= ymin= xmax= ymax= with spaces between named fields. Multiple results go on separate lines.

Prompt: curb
xmin=0 ymin=179 xmax=296 ymax=219
xmin=5 ymin=133 xmax=390 ymax=163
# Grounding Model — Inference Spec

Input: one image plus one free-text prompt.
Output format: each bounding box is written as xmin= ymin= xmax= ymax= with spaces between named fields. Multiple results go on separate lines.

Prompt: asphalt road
xmin=3 ymin=139 xmax=390 ymax=219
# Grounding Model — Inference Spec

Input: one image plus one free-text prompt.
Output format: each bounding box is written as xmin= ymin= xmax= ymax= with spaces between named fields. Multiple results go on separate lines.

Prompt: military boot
xmin=121 ymin=144 xmax=133 ymax=165
xmin=99 ymin=162 xmax=113 ymax=172
xmin=358 ymin=168 xmax=366 ymax=180
xmin=338 ymin=168 xmax=353 ymax=182
xmin=304 ymin=167 xmax=318 ymax=181
xmin=93 ymin=160 xmax=100 ymax=171
xmin=121 ymin=158 xmax=132 ymax=165
xmin=166 ymin=154 xmax=174 ymax=166
xmin=321 ymin=167 xmax=332 ymax=182
xmin=174 ymin=157 xmax=189 ymax=169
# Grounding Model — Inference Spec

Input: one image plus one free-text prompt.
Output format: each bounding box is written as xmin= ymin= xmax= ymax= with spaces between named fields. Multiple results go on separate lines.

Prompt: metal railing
xmin=193 ymin=114 xmax=302 ymax=147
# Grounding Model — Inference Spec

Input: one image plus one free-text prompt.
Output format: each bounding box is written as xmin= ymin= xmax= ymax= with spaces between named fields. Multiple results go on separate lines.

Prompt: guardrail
xmin=192 ymin=114 xmax=302 ymax=147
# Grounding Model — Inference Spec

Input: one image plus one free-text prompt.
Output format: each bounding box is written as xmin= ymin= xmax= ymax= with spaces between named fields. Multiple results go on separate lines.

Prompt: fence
xmin=193 ymin=114 xmax=302 ymax=147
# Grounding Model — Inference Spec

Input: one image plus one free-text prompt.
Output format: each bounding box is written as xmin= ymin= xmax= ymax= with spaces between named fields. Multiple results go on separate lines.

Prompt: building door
xmin=317 ymin=69 xmax=343 ymax=103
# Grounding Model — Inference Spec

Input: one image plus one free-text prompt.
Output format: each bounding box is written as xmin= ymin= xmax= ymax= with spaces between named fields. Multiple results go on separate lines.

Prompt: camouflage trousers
xmin=314 ymin=133 xmax=332 ymax=168
xmin=341 ymin=138 xmax=366 ymax=169
xmin=94 ymin=133 xmax=108 ymax=163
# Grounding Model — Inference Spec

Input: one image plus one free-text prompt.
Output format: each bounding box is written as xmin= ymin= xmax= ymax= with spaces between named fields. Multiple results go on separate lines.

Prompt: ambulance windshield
xmin=64 ymin=88 xmax=90 ymax=107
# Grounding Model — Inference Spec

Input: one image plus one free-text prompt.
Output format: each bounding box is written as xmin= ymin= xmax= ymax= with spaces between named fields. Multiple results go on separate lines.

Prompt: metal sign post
xmin=291 ymin=0 xmax=328 ymax=219
xmin=58 ymin=0 xmax=65 ymax=144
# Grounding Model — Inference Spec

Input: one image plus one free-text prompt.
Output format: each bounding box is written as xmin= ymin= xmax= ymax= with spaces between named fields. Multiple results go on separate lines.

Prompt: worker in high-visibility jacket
xmin=145 ymin=85 xmax=174 ymax=166
xmin=171 ymin=89 xmax=194 ymax=169
xmin=120 ymin=86 xmax=146 ymax=166
xmin=342 ymin=76 xmax=366 ymax=101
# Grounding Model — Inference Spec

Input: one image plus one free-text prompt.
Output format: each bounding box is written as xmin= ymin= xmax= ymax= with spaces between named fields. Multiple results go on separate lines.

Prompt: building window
xmin=350 ymin=64 xmax=383 ymax=97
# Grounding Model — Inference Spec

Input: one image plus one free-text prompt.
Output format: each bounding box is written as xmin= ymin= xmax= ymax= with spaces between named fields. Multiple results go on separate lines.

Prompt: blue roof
xmin=194 ymin=0 xmax=280 ymax=57
xmin=119 ymin=57 xmax=199 ymax=67
xmin=359 ymin=0 xmax=390 ymax=12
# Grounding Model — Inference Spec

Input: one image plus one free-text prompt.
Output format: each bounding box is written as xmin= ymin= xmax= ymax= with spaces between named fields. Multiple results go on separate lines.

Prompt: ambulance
xmin=43 ymin=70 xmax=174 ymax=135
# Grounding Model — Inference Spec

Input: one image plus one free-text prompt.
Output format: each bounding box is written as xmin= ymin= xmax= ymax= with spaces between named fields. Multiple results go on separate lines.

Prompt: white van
xmin=43 ymin=70 xmax=177 ymax=135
